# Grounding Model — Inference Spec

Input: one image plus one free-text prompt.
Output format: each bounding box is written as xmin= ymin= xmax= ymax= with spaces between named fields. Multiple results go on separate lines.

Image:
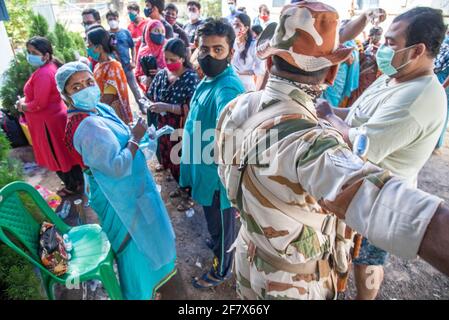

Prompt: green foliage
xmin=0 ymin=52 xmax=34 ymax=117
xmin=0 ymin=131 xmax=23 ymax=194
xmin=202 ymin=0 xmax=222 ymax=19
xmin=4 ymin=0 xmax=34 ymax=49
xmin=28 ymin=14 xmax=49 ymax=38
xmin=1 ymin=14 xmax=86 ymax=117
xmin=0 ymin=132 xmax=10 ymax=161
xmin=0 ymin=246 xmax=45 ymax=300
xmin=0 ymin=131 xmax=45 ymax=300
xmin=49 ymin=22 xmax=86 ymax=63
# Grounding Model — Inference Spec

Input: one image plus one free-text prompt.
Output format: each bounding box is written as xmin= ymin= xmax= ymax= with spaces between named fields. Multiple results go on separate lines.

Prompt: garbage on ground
xmin=185 ymin=208 xmax=195 ymax=218
xmin=195 ymin=257 xmax=202 ymax=269
xmin=88 ymin=280 xmax=100 ymax=292
xmin=35 ymin=185 xmax=62 ymax=210
xmin=56 ymin=200 xmax=71 ymax=219
xmin=23 ymin=162 xmax=40 ymax=175
xmin=74 ymin=199 xmax=85 ymax=225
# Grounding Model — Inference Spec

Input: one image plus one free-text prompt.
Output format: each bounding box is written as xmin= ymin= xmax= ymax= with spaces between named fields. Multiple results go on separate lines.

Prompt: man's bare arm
xmin=339 ymin=9 xmax=387 ymax=44
xmin=333 ymin=108 xmax=351 ymax=121
xmin=315 ymin=99 xmax=351 ymax=145
xmin=418 ymin=204 xmax=449 ymax=276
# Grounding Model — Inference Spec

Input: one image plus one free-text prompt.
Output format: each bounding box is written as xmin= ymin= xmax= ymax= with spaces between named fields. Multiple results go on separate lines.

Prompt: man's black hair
xmin=165 ymin=3 xmax=178 ymax=14
xmin=272 ymin=55 xmax=329 ymax=79
xmin=106 ymin=10 xmax=119 ymax=20
xmin=127 ymin=2 xmax=140 ymax=12
xmin=146 ymin=0 xmax=165 ymax=14
xmin=187 ymin=1 xmax=201 ymax=10
xmin=197 ymin=18 xmax=236 ymax=49
xmin=393 ymin=7 xmax=446 ymax=58
xmin=82 ymin=8 xmax=101 ymax=22
xmin=369 ymin=26 xmax=383 ymax=36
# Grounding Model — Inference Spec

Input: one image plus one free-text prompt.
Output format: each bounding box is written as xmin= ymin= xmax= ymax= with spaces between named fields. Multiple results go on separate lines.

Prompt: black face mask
xmin=198 ymin=55 xmax=229 ymax=78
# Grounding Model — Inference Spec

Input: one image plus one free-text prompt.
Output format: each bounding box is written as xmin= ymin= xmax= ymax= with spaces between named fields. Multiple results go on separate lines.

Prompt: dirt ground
xmin=8 ymin=92 xmax=449 ymax=299
xmin=9 ymin=130 xmax=449 ymax=300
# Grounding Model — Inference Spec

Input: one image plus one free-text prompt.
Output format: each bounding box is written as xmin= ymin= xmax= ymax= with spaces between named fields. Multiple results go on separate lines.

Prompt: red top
xmin=64 ymin=113 xmax=89 ymax=169
xmin=128 ymin=18 xmax=148 ymax=56
xmin=23 ymin=62 xmax=78 ymax=172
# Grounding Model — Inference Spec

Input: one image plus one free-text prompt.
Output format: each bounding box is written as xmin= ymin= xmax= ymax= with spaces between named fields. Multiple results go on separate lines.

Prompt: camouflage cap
xmin=256 ymin=1 xmax=353 ymax=72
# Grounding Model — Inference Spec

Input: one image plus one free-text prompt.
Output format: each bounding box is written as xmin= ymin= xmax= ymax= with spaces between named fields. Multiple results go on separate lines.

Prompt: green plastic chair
xmin=0 ymin=181 xmax=123 ymax=300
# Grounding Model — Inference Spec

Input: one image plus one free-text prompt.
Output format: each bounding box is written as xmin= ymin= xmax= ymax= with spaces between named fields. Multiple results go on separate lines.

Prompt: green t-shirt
xmin=180 ymin=66 xmax=245 ymax=209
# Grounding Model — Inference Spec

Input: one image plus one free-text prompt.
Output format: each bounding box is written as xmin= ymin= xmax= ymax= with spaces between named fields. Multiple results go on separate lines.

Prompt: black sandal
xmin=192 ymin=268 xmax=231 ymax=289
xmin=56 ymin=187 xmax=76 ymax=197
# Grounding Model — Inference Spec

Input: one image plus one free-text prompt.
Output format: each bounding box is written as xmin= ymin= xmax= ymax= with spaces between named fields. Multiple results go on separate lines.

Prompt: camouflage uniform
xmin=216 ymin=2 xmax=443 ymax=300
xmin=218 ymin=78 xmax=365 ymax=299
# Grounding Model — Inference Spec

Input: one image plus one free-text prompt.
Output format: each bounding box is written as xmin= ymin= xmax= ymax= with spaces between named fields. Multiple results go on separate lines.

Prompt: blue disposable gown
xmin=73 ymin=103 xmax=176 ymax=299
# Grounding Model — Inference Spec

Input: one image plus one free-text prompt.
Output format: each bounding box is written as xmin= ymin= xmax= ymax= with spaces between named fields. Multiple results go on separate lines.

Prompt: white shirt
xmin=345 ymin=74 xmax=447 ymax=186
xmin=231 ymin=39 xmax=265 ymax=91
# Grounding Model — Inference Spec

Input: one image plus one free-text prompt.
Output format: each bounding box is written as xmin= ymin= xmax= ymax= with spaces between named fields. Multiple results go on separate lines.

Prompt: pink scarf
xmin=135 ymin=19 xmax=167 ymax=78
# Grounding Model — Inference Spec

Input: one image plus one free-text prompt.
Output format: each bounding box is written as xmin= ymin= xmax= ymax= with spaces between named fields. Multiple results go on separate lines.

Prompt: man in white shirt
xmin=316 ymin=7 xmax=447 ymax=300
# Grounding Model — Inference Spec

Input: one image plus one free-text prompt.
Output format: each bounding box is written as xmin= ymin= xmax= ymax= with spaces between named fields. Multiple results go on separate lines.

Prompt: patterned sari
xmin=94 ymin=60 xmax=133 ymax=124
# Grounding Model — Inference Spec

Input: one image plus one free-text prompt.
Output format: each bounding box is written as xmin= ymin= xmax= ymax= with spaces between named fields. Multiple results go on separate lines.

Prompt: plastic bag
xmin=139 ymin=125 xmax=175 ymax=161
xmin=39 ymin=222 xmax=69 ymax=276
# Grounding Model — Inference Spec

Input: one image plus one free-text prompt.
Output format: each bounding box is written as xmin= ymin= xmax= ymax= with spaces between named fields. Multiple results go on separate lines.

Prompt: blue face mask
xmin=144 ymin=7 xmax=152 ymax=18
xmin=376 ymin=44 xmax=415 ymax=77
xmin=70 ymin=85 xmax=101 ymax=111
xmin=27 ymin=53 xmax=45 ymax=67
xmin=87 ymin=46 xmax=100 ymax=61
xmin=229 ymin=4 xmax=236 ymax=13
xmin=150 ymin=33 xmax=165 ymax=45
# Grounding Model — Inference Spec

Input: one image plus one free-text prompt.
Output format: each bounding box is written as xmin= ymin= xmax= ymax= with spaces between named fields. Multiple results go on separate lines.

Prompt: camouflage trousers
xmin=234 ymin=230 xmax=337 ymax=300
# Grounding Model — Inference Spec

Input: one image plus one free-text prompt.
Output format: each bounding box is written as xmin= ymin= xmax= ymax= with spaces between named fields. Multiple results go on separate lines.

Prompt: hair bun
xmin=109 ymin=33 xmax=117 ymax=47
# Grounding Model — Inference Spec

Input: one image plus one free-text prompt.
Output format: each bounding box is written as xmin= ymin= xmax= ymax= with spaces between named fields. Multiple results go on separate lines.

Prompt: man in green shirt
xmin=180 ymin=19 xmax=245 ymax=288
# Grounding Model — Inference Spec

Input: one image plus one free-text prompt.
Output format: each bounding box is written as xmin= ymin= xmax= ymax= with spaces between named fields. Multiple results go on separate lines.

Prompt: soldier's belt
xmin=241 ymin=228 xmax=323 ymax=275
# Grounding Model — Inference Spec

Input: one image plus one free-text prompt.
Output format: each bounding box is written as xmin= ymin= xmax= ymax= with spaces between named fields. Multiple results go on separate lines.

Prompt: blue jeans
xmin=353 ymin=238 xmax=389 ymax=266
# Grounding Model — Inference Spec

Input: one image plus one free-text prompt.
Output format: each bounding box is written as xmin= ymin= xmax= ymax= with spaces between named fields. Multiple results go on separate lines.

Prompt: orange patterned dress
xmin=93 ymin=59 xmax=133 ymax=124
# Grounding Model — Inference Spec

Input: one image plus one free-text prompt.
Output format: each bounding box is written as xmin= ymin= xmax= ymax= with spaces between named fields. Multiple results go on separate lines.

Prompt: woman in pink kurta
xmin=17 ymin=37 xmax=83 ymax=196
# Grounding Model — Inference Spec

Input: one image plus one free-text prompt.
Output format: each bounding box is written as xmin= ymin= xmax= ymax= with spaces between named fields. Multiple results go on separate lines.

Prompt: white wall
xmin=0 ymin=21 xmax=14 ymax=87
xmin=32 ymin=2 xmax=56 ymax=31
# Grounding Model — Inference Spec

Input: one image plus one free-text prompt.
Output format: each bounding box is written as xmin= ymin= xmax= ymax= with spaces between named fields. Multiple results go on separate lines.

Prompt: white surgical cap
xmin=55 ymin=61 xmax=93 ymax=94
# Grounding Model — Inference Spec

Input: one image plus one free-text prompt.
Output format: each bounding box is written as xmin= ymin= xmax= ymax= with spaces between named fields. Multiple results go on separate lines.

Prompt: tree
xmin=4 ymin=0 xmax=34 ymax=49
xmin=48 ymin=22 xmax=86 ymax=63
xmin=1 ymin=14 xmax=86 ymax=116
xmin=29 ymin=13 xmax=49 ymax=37
xmin=0 ymin=52 xmax=35 ymax=117
xmin=0 ymin=132 xmax=45 ymax=300
xmin=202 ymin=0 xmax=222 ymax=19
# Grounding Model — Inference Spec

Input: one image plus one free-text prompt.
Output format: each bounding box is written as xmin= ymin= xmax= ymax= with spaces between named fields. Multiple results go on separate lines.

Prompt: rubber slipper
xmin=192 ymin=270 xmax=228 ymax=289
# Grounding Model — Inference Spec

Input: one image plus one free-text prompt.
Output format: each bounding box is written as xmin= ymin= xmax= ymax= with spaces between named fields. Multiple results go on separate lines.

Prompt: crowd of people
xmin=13 ymin=0 xmax=449 ymax=300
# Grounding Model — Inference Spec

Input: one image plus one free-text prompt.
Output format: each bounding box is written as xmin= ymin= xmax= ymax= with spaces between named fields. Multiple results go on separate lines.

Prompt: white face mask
xmin=108 ymin=20 xmax=119 ymax=29
xmin=188 ymin=11 xmax=199 ymax=21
